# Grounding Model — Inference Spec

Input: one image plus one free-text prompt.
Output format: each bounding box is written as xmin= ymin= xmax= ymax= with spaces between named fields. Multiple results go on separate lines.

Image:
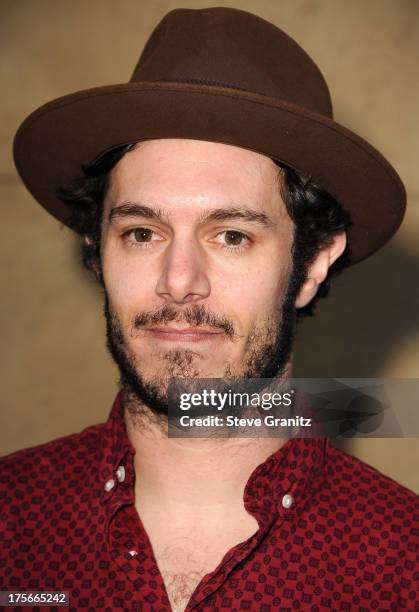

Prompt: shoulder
xmin=0 ymin=422 xmax=111 ymax=577
xmin=324 ymin=441 xmax=418 ymax=548
xmin=0 ymin=421 xmax=107 ymax=492
xmin=326 ymin=441 xmax=418 ymax=504
xmin=317 ymin=442 xmax=419 ymax=607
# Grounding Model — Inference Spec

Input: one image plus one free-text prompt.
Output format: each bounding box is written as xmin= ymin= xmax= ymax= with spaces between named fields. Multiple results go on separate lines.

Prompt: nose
xmin=155 ymin=235 xmax=211 ymax=304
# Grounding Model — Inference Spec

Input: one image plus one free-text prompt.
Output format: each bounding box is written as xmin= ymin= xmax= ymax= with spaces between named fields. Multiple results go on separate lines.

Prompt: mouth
xmin=143 ymin=326 xmax=224 ymax=343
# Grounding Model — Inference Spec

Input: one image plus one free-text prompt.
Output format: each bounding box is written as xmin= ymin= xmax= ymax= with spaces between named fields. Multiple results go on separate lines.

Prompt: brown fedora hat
xmin=13 ymin=6 xmax=406 ymax=265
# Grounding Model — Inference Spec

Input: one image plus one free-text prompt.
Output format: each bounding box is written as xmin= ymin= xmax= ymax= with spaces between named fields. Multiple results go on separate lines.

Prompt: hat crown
xmin=131 ymin=7 xmax=333 ymax=118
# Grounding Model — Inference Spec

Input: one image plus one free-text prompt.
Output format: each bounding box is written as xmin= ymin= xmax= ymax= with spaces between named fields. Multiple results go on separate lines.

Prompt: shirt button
xmin=282 ymin=493 xmax=294 ymax=509
xmin=116 ymin=465 xmax=125 ymax=483
xmin=129 ymin=550 xmax=138 ymax=557
xmin=104 ymin=478 xmax=115 ymax=492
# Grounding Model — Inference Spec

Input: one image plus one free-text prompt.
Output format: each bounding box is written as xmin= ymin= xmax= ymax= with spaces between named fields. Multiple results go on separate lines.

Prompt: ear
xmin=83 ymin=235 xmax=102 ymax=280
xmin=295 ymin=231 xmax=347 ymax=309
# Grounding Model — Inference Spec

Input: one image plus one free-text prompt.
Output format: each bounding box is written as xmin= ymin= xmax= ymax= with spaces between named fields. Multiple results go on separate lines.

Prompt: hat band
xmin=142 ymin=77 xmax=253 ymax=93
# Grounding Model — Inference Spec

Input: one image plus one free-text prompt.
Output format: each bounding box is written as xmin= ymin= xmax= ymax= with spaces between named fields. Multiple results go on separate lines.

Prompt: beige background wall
xmin=1 ymin=0 xmax=418 ymax=492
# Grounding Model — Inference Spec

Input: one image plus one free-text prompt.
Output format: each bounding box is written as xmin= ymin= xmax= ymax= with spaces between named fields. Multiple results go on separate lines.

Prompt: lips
xmin=143 ymin=325 xmax=223 ymax=342
xmin=146 ymin=326 xmax=221 ymax=334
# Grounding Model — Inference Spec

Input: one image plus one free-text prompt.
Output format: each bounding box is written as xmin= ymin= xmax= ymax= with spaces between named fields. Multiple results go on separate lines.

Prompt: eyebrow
xmin=108 ymin=201 xmax=276 ymax=229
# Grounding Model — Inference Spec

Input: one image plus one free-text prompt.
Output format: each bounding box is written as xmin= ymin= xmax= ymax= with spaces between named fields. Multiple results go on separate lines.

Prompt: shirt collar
xmin=98 ymin=390 xmax=135 ymax=498
xmin=243 ymin=435 xmax=328 ymax=526
xmin=98 ymin=391 xmax=329 ymax=527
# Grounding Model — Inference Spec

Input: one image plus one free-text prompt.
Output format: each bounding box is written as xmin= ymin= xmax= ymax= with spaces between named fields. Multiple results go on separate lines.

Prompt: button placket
xmin=281 ymin=492 xmax=294 ymax=509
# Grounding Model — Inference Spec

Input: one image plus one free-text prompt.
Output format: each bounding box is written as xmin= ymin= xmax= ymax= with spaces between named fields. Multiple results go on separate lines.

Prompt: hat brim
xmin=13 ymin=81 xmax=406 ymax=265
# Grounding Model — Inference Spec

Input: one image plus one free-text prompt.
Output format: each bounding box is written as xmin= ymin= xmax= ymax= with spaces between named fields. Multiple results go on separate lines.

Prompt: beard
xmin=103 ymin=253 xmax=306 ymax=420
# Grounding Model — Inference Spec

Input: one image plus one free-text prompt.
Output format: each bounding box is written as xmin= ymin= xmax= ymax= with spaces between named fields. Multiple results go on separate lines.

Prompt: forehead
xmin=104 ymin=139 xmax=286 ymax=219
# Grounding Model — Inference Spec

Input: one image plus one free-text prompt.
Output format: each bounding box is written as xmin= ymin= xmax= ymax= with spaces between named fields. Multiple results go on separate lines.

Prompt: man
xmin=1 ymin=6 xmax=418 ymax=612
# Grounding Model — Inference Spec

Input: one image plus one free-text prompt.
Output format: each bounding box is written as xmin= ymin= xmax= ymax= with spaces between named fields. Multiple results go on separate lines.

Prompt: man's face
xmin=100 ymin=139 xmax=297 ymax=416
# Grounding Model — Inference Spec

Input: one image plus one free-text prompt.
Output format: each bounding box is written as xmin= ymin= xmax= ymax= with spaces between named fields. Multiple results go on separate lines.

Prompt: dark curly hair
xmin=57 ymin=143 xmax=353 ymax=320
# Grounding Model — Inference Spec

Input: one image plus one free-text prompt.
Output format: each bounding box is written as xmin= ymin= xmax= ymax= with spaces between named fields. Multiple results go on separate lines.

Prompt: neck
xmin=124 ymin=363 xmax=292 ymax=515
xmin=126 ymin=415 xmax=286 ymax=512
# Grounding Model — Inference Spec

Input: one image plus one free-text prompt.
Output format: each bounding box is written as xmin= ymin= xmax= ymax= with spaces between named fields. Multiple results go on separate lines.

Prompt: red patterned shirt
xmin=1 ymin=391 xmax=418 ymax=611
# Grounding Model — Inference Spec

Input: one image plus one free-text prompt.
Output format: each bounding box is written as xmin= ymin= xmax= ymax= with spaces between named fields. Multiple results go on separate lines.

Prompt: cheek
xmin=232 ymin=243 xmax=291 ymax=302
xmin=101 ymin=247 xmax=149 ymax=313
xmin=246 ymin=276 xmax=283 ymax=310
xmin=214 ymin=267 xmax=286 ymax=326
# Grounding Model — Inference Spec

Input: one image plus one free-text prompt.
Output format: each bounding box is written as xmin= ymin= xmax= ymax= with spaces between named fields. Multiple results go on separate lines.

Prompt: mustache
xmin=132 ymin=303 xmax=239 ymax=339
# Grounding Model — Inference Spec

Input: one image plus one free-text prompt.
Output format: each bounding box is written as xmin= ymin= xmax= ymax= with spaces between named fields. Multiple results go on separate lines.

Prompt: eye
xmin=132 ymin=228 xmax=153 ymax=243
xmin=224 ymin=231 xmax=244 ymax=246
xmin=120 ymin=227 xmax=251 ymax=253
xmin=122 ymin=227 xmax=163 ymax=248
xmin=216 ymin=230 xmax=251 ymax=253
